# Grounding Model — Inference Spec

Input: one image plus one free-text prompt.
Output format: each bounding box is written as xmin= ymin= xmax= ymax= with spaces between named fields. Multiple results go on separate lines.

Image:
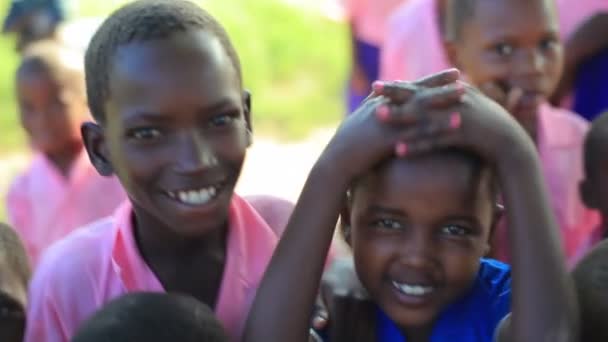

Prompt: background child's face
xmin=584 ymin=154 xmax=608 ymax=221
xmin=101 ymin=30 xmax=251 ymax=237
xmin=16 ymin=70 xmax=85 ymax=154
xmin=348 ymin=155 xmax=494 ymax=331
xmin=449 ymin=0 xmax=563 ymax=135
xmin=0 ymin=265 xmax=27 ymax=342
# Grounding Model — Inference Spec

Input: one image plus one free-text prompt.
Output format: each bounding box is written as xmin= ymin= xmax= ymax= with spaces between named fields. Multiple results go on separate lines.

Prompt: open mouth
xmin=165 ymin=183 xmax=224 ymax=206
xmin=391 ymin=281 xmax=435 ymax=297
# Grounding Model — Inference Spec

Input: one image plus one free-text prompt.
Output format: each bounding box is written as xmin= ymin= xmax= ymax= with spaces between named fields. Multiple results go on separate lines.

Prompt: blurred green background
xmin=0 ymin=0 xmax=348 ymax=156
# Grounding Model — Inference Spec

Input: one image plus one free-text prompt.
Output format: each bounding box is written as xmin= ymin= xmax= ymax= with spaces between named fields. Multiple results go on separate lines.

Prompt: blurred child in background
xmin=0 ymin=223 xmax=31 ymax=342
xmin=552 ymin=0 xmax=608 ymax=120
xmin=6 ymin=40 xmax=125 ymax=267
xmin=343 ymin=0 xmax=407 ymax=113
xmin=71 ymin=293 xmax=228 ymax=342
xmin=380 ymin=0 xmax=450 ymax=82
xmin=443 ymin=0 xmax=599 ymax=264
xmin=2 ymin=0 xmax=65 ymax=52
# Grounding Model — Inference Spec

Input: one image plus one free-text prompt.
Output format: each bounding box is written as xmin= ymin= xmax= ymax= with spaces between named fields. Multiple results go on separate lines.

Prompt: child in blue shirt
xmin=244 ymin=73 xmax=578 ymax=342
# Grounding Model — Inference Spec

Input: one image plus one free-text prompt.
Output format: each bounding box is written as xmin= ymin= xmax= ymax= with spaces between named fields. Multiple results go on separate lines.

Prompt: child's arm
xmin=243 ymin=76 xmax=464 ymax=342
xmin=393 ymin=84 xmax=578 ymax=341
xmin=552 ymin=13 xmax=608 ymax=105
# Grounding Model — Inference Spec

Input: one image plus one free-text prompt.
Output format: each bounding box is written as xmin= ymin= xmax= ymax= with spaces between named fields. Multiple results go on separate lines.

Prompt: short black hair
xmin=71 ymin=293 xmax=228 ymax=342
xmin=17 ymin=39 xmax=86 ymax=99
xmin=444 ymin=0 xmax=478 ymax=42
xmin=84 ymin=0 xmax=242 ymax=123
xmin=0 ymin=223 xmax=31 ymax=287
xmin=572 ymin=240 xmax=608 ymax=342
xmin=584 ymin=111 xmax=608 ymax=179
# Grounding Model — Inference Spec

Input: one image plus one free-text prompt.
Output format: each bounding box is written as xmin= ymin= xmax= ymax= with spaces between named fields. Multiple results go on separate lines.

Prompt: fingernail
xmin=395 ymin=142 xmax=408 ymax=157
xmin=376 ymin=105 xmax=389 ymax=120
xmin=450 ymin=112 xmax=462 ymax=128
xmin=372 ymin=81 xmax=384 ymax=92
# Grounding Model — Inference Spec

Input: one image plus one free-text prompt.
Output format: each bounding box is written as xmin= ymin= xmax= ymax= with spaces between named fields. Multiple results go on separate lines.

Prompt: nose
xmin=516 ymin=48 xmax=546 ymax=78
xmin=173 ymin=129 xmax=218 ymax=174
xmin=399 ymin=226 xmax=435 ymax=269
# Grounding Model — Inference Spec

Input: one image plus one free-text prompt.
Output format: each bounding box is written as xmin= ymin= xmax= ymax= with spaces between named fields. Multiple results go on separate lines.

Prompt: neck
xmin=46 ymin=141 xmax=83 ymax=177
xmin=132 ymin=207 xmax=228 ymax=264
xmin=401 ymin=324 xmax=433 ymax=342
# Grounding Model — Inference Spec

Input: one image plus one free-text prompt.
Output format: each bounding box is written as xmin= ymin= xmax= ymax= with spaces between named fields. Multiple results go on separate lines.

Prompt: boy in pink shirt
xmin=343 ymin=0 xmax=407 ymax=112
xmin=379 ymin=0 xmax=450 ymax=81
xmin=443 ymin=0 xmax=599 ymax=264
xmin=24 ymin=1 xmax=299 ymax=341
xmin=6 ymin=41 xmax=126 ymax=267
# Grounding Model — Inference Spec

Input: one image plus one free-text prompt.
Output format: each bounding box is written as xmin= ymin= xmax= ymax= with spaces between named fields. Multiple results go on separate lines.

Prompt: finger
xmin=404 ymin=133 xmax=460 ymax=156
xmin=373 ymin=80 xmax=416 ymax=104
xmin=505 ymin=87 xmax=523 ymax=113
xmin=413 ymin=68 xmax=461 ymax=88
xmin=392 ymin=111 xmax=459 ymax=146
xmin=479 ymin=82 xmax=507 ymax=107
xmin=380 ymin=84 xmax=463 ymax=124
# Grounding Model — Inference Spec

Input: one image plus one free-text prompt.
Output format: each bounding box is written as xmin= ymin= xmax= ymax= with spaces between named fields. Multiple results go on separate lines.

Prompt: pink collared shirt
xmin=557 ymin=0 xmax=608 ymax=42
xmin=494 ymin=104 xmax=600 ymax=266
xmin=24 ymin=194 xmax=294 ymax=342
xmin=5 ymin=151 xmax=126 ymax=267
xmin=379 ymin=0 xmax=450 ymax=81
xmin=344 ymin=0 xmax=409 ymax=46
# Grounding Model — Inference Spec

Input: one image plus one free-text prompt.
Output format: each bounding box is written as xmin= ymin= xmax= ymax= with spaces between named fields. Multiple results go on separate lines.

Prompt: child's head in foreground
xmin=572 ymin=240 xmax=608 ymax=342
xmin=581 ymin=111 xmax=608 ymax=225
xmin=16 ymin=40 xmax=87 ymax=159
xmin=81 ymin=0 xmax=252 ymax=237
xmin=444 ymin=0 xmax=563 ymax=137
xmin=341 ymin=148 xmax=499 ymax=334
xmin=0 ymin=223 xmax=31 ymax=342
xmin=71 ymin=292 xmax=227 ymax=342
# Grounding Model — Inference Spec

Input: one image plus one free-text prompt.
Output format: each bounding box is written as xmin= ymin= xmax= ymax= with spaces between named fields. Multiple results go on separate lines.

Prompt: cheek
xmin=351 ymin=229 xmax=395 ymax=286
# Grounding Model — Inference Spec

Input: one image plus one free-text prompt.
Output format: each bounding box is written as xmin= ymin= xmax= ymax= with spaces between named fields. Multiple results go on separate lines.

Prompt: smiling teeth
xmin=392 ymin=281 xmax=434 ymax=296
xmin=168 ymin=186 xmax=218 ymax=205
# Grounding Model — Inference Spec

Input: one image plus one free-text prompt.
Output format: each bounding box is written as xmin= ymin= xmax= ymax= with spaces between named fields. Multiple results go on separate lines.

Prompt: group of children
xmin=0 ymin=0 xmax=607 ymax=341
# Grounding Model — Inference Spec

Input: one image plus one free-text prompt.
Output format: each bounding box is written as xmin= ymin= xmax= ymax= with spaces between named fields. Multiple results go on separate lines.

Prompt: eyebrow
xmin=121 ymin=98 xmax=241 ymax=124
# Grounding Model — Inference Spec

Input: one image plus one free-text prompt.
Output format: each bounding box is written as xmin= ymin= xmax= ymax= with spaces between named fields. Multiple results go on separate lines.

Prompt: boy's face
xmin=16 ymin=70 xmax=85 ymax=154
xmin=97 ymin=30 xmax=251 ymax=237
xmin=582 ymin=144 xmax=608 ymax=220
xmin=348 ymin=155 xmax=494 ymax=331
xmin=0 ymin=265 xmax=27 ymax=342
xmin=448 ymin=0 xmax=563 ymax=137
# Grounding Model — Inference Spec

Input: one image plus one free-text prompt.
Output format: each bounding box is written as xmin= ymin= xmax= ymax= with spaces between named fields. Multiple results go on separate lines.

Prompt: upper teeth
xmin=168 ymin=187 xmax=218 ymax=205
xmin=392 ymin=281 xmax=434 ymax=296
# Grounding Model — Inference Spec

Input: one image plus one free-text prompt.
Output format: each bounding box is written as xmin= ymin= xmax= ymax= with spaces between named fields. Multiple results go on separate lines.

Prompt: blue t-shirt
xmin=377 ymin=259 xmax=511 ymax=342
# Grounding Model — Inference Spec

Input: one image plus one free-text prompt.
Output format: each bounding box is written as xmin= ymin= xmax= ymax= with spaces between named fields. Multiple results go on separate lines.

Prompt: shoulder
xmin=26 ymin=218 xmax=117 ymax=340
xmin=30 ymin=217 xmax=116 ymax=301
xmin=244 ymin=194 xmax=294 ymax=237
xmin=540 ymin=105 xmax=589 ymax=143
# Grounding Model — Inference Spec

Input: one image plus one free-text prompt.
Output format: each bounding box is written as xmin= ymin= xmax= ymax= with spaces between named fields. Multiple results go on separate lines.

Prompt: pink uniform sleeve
xmin=5 ymin=178 xmax=35 ymax=262
xmin=379 ymin=14 xmax=408 ymax=81
xmin=25 ymin=238 xmax=101 ymax=342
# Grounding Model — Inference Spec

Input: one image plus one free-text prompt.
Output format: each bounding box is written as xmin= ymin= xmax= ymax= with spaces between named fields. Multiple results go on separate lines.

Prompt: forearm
xmin=498 ymin=139 xmax=578 ymax=341
xmin=244 ymin=160 xmax=348 ymax=342
xmin=564 ymin=13 xmax=608 ymax=71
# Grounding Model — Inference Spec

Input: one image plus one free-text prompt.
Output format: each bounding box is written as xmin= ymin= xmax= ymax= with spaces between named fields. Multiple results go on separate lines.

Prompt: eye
xmin=209 ymin=113 xmax=237 ymax=128
xmin=494 ymin=43 xmax=513 ymax=57
xmin=129 ymin=127 xmax=162 ymax=140
xmin=372 ymin=219 xmax=403 ymax=231
xmin=539 ymin=37 xmax=558 ymax=51
xmin=440 ymin=224 xmax=471 ymax=237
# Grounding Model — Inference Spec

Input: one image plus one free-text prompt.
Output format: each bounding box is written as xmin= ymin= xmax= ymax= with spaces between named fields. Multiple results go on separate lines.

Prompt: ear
xmin=580 ymin=179 xmax=599 ymax=210
xmin=486 ymin=203 xmax=504 ymax=255
xmin=81 ymin=122 xmax=114 ymax=177
xmin=243 ymin=90 xmax=253 ymax=147
xmin=340 ymin=192 xmax=353 ymax=246
xmin=443 ymin=40 xmax=462 ymax=70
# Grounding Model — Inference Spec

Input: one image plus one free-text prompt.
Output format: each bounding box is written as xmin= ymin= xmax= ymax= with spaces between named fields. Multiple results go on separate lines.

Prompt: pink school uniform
xmin=557 ymin=0 xmax=608 ymax=41
xmin=494 ymin=104 xmax=600 ymax=266
xmin=344 ymin=0 xmax=408 ymax=47
xmin=24 ymin=194 xmax=294 ymax=342
xmin=379 ymin=0 xmax=450 ymax=81
xmin=6 ymin=151 xmax=126 ymax=267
